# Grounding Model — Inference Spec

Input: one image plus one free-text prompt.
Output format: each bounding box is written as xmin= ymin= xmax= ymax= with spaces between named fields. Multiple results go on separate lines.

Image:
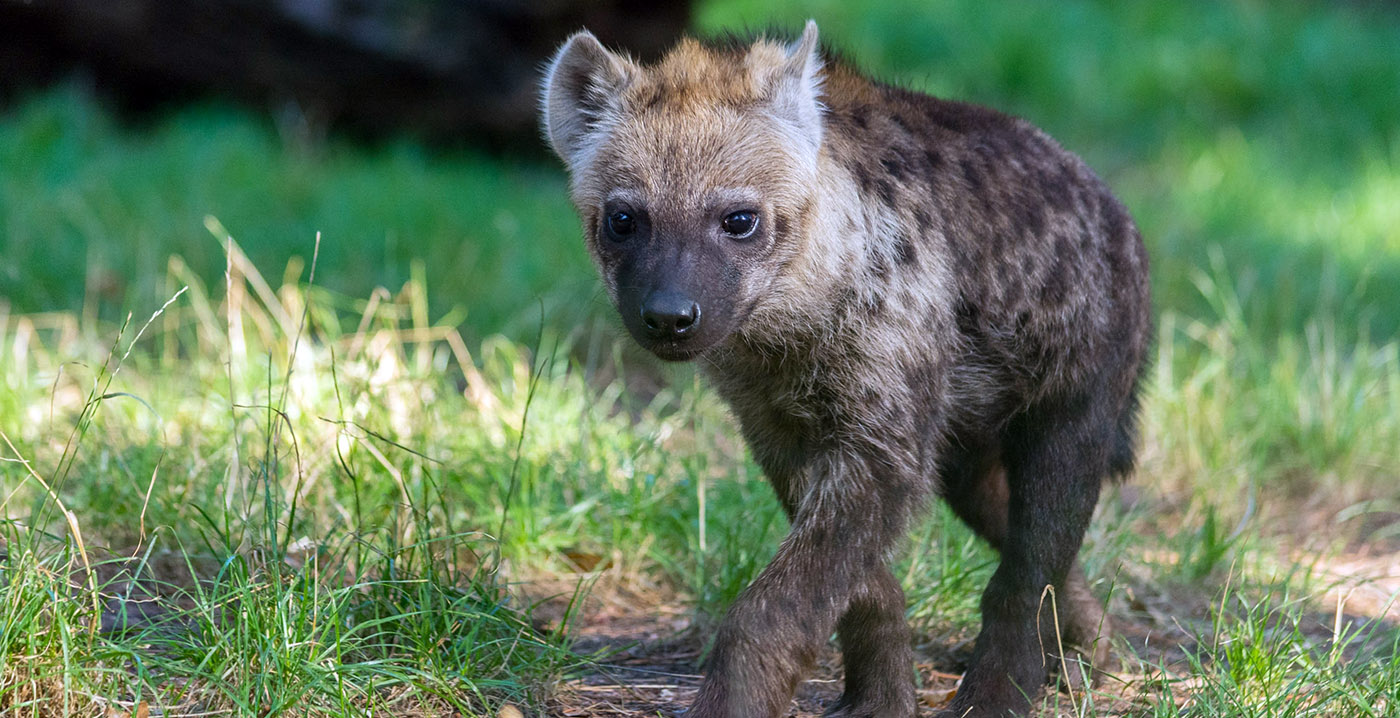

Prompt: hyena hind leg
xmin=939 ymin=393 xmax=1121 ymax=718
xmin=940 ymin=446 xmax=1116 ymax=694
xmin=1046 ymin=561 xmax=1115 ymax=692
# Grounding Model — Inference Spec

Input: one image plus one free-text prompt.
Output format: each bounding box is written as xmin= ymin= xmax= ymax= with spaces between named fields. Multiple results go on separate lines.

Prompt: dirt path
xmin=543 ymin=544 xmax=1400 ymax=717
xmin=545 ymin=594 xmax=1191 ymax=717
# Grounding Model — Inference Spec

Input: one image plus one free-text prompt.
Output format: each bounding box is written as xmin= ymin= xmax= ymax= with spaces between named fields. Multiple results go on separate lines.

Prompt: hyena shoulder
xmin=820 ymin=62 xmax=1149 ymax=397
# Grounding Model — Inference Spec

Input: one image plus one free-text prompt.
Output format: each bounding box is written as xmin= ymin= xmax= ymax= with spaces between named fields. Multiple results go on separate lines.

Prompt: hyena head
xmin=542 ymin=22 xmax=825 ymax=361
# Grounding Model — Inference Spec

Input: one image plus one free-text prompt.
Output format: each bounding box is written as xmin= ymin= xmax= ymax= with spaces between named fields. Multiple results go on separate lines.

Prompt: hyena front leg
xmin=687 ymin=452 xmax=919 ymax=718
xmin=826 ymin=566 xmax=917 ymax=718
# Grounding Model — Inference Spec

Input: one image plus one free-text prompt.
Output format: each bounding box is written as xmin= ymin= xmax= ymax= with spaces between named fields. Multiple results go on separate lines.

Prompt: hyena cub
xmin=542 ymin=22 xmax=1150 ymax=718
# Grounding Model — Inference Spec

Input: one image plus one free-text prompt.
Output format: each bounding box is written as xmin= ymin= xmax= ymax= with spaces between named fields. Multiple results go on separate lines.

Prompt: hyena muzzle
xmin=541 ymin=21 xmax=1150 ymax=718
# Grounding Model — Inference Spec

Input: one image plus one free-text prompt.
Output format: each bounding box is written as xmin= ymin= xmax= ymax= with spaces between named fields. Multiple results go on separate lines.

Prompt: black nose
xmin=641 ymin=290 xmax=701 ymax=338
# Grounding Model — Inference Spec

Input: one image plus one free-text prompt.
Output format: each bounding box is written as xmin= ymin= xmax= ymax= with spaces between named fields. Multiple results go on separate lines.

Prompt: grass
xmin=0 ymin=259 xmax=583 ymax=716
xmin=0 ymin=90 xmax=595 ymax=341
xmin=0 ymin=235 xmax=785 ymax=715
xmin=1129 ymin=576 xmax=1400 ymax=717
xmin=2 ymin=0 xmax=1400 ymax=715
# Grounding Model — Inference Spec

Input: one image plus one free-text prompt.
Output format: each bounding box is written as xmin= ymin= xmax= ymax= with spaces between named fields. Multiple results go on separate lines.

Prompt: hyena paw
xmin=930 ymin=703 xmax=1019 ymax=718
xmin=933 ymin=674 xmax=1036 ymax=718
xmin=1050 ymin=641 xmax=1116 ymax=693
xmin=822 ymin=692 xmax=916 ymax=718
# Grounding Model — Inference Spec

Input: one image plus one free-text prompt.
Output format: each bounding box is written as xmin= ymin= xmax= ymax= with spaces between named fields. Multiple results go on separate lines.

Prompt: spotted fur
xmin=543 ymin=21 xmax=1150 ymax=718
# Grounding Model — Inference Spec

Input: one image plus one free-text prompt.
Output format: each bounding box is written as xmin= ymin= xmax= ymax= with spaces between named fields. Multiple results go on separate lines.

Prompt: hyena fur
xmin=541 ymin=21 xmax=1150 ymax=718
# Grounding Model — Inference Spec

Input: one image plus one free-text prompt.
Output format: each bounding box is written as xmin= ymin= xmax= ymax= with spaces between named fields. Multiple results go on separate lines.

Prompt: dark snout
xmin=641 ymin=289 xmax=701 ymax=339
xmin=612 ymin=242 xmax=741 ymax=362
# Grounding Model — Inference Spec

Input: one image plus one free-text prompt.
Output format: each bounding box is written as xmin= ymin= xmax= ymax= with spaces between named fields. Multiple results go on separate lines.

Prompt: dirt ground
xmin=544 ymin=590 xmax=1181 ymax=717
xmin=543 ymin=545 xmax=1400 ymax=718
xmin=78 ymin=520 xmax=1400 ymax=717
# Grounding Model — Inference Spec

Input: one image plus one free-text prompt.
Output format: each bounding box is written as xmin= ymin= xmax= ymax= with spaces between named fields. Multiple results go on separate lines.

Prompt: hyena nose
xmin=641 ymin=290 xmax=701 ymax=338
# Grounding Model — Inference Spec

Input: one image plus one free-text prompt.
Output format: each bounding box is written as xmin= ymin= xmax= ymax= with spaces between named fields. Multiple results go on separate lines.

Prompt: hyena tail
xmin=1107 ymin=388 xmax=1144 ymax=482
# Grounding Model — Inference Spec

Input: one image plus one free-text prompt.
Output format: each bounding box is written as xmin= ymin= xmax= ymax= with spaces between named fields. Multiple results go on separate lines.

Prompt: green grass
xmin=0 ymin=249 xmax=784 ymax=715
xmin=1130 ymin=577 xmax=1400 ymax=717
xmin=0 ymin=89 xmax=595 ymax=341
xmin=0 ymin=273 xmax=583 ymax=716
xmin=2 ymin=0 xmax=1400 ymax=715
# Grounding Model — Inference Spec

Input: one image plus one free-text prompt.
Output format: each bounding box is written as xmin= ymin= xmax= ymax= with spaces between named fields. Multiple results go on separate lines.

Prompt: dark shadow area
xmin=0 ymin=0 xmax=692 ymax=153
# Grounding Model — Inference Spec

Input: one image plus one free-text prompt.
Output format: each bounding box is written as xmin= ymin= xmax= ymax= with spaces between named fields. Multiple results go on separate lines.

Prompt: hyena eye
xmin=721 ymin=211 xmax=759 ymax=238
xmin=605 ymin=211 xmax=637 ymax=239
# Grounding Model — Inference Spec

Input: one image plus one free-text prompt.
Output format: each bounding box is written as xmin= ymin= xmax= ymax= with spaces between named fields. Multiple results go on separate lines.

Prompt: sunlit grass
xmin=1130 ymin=578 xmax=1400 ymax=717
xmin=0 ymin=227 xmax=793 ymax=714
xmin=0 ymin=244 xmax=591 ymax=715
xmin=3 ymin=225 xmax=1399 ymax=714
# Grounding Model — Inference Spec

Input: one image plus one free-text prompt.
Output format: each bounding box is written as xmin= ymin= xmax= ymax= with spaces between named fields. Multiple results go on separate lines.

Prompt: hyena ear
xmin=768 ymin=20 xmax=825 ymax=160
xmin=541 ymin=31 xmax=638 ymax=168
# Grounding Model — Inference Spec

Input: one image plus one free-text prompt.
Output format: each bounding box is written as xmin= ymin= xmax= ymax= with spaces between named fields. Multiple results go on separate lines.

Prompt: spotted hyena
xmin=541 ymin=21 xmax=1150 ymax=718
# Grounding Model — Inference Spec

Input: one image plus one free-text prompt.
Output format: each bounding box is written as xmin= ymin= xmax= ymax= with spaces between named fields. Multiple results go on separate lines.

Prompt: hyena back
xmin=542 ymin=21 xmax=1150 ymax=718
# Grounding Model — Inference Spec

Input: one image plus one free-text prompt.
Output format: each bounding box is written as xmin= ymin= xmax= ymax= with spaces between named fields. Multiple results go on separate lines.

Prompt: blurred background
xmin=0 ymin=0 xmax=691 ymax=148
xmin=2 ymin=0 xmax=1397 ymax=347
